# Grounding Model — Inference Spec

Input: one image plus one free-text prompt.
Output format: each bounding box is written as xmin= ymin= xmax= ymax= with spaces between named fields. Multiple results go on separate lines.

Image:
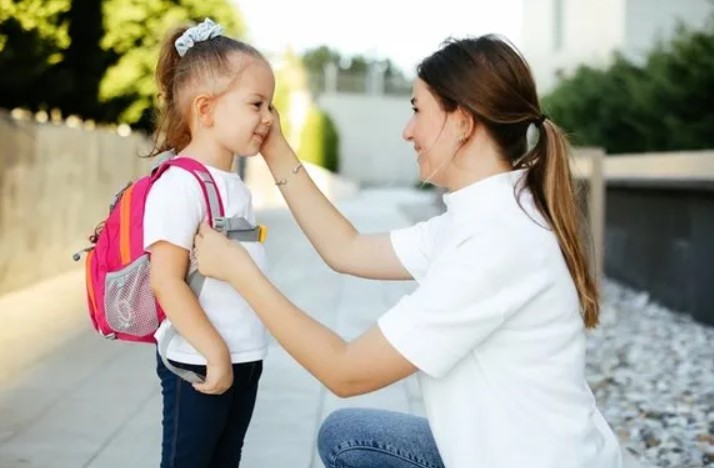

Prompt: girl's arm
xmin=149 ymin=241 xmax=233 ymax=394
xmin=194 ymin=225 xmax=417 ymax=397
xmin=260 ymin=113 xmax=412 ymax=281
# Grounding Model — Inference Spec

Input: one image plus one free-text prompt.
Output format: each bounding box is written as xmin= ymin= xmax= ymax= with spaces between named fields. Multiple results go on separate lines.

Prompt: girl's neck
xmin=179 ymin=140 xmax=234 ymax=172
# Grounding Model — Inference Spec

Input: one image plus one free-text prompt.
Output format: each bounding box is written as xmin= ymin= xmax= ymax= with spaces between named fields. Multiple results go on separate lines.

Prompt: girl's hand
xmin=193 ymin=355 xmax=233 ymax=395
xmin=260 ymin=105 xmax=290 ymax=160
xmin=194 ymin=221 xmax=257 ymax=282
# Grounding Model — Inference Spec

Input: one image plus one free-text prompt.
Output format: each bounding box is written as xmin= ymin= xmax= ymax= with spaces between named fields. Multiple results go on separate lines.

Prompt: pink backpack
xmin=75 ymin=155 xmax=265 ymax=379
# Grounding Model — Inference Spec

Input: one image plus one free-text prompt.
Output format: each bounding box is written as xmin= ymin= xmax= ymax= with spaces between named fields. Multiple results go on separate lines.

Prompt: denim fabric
xmin=156 ymin=352 xmax=262 ymax=468
xmin=318 ymin=408 xmax=445 ymax=468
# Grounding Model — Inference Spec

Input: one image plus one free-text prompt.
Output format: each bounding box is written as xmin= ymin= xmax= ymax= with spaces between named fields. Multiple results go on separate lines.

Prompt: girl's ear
xmin=193 ymin=94 xmax=215 ymax=127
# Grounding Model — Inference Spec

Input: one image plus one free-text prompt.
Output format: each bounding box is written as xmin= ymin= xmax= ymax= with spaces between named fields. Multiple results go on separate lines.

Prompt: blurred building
xmin=521 ymin=0 xmax=713 ymax=93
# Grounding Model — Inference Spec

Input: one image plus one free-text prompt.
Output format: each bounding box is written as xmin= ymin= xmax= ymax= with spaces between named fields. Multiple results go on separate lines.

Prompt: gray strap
xmin=185 ymin=217 xmax=260 ymax=298
xmin=215 ymin=216 xmax=263 ymax=242
xmin=228 ymin=228 xmax=261 ymax=242
xmin=186 ymin=269 xmax=206 ymax=297
xmin=158 ymin=324 xmax=206 ymax=384
xmin=193 ymin=170 xmax=222 ymax=221
xmin=151 ymin=150 xmax=176 ymax=171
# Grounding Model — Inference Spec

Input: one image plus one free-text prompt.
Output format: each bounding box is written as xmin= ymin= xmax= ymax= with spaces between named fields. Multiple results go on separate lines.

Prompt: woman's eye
xmin=411 ymin=107 xmax=419 ymax=113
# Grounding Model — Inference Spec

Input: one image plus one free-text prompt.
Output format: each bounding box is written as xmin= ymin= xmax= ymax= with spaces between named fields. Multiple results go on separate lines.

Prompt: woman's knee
xmin=318 ymin=408 xmax=377 ymax=466
xmin=317 ymin=408 xmax=444 ymax=468
xmin=318 ymin=408 xmax=352 ymax=458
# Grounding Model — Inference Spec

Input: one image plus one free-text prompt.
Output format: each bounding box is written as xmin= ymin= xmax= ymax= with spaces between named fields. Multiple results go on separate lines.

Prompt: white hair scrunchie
xmin=174 ymin=18 xmax=224 ymax=57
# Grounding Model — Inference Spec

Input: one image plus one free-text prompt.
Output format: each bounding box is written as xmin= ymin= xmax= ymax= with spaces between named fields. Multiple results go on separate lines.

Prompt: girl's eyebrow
xmin=250 ymin=93 xmax=268 ymax=100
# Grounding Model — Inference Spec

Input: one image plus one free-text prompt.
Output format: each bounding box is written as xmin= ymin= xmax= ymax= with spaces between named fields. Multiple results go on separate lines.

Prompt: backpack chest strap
xmin=214 ymin=216 xmax=267 ymax=243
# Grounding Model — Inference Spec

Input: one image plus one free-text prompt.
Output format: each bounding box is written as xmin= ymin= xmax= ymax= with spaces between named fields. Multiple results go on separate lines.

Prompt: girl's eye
xmin=252 ymin=102 xmax=263 ymax=109
xmin=411 ymin=106 xmax=419 ymax=113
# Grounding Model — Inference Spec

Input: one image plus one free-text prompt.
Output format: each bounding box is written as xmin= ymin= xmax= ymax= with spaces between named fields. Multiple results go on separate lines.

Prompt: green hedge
xmin=299 ymin=105 xmax=340 ymax=172
xmin=542 ymin=19 xmax=714 ymax=154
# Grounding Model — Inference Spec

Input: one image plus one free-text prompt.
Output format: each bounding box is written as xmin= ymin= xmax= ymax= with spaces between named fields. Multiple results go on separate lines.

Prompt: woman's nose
xmin=402 ymin=122 xmax=413 ymax=142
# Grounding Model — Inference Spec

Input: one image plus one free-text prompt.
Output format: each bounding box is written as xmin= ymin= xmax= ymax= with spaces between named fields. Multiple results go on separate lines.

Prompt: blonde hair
xmin=151 ymin=24 xmax=264 ymax=156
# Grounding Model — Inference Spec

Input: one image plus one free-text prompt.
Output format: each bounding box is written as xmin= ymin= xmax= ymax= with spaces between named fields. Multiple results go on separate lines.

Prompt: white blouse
xmin=379 ymin=169 xmax=622 ymax=468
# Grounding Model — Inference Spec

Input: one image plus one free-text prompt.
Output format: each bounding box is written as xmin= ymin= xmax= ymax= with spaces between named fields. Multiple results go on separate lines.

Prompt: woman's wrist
xmin=225 ymin=245 xmax=263 ymax=291
xmin=262 ymin=138 xmax=295 ymax=166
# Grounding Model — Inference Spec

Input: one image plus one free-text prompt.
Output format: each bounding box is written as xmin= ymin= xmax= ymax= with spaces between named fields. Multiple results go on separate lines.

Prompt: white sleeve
xmin=378 ymin=235 xmax=548 ymax=378
xmin=143 ymin=168 xmax=205 ymax=252
xmin=389 ymin=213 xmax=448 ymax=281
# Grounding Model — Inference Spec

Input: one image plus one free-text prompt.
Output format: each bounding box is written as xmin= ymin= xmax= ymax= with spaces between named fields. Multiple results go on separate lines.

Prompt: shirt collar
xmin=443 ymin=169 xmax=528 ymax=216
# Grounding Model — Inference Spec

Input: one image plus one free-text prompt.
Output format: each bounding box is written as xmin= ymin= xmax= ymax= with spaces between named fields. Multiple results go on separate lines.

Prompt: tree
xmin=543 ymin=18 xmax=714 ymax=153
xmin=52 ymin=0 xmax=107 ymax=118
xmin=0 ymin=0 xmax=245 ymax=129
xmin=99 ymin=0 xmax=246 ymax=128
xmin=0 ymin=0 xmax=71 ymax=110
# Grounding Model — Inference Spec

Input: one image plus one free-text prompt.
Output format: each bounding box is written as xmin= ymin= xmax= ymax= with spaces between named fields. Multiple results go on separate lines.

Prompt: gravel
xmin=587 ymin=281 xmax=714 ymax=468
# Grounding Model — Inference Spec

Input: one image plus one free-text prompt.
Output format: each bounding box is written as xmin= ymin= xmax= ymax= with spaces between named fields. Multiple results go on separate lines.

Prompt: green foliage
xmin=543 ymin=20 xmax=714 ymax=153
xmin=299 ymin=106 xmax=340 ymax=173
xmin=301 ymin=45 xmax=405 ymax=78
xmin=100 ymin=0 xmax=246 ymax=128
xmin=0 ymin=0 xmax=244 ymax=129
xmin=0 ymin=0 xmax=71 ymax=109
xmin=301 ymin=45 xmax=340 ymax=75
xmin=272 ymin=50 xmax=309 ymax=143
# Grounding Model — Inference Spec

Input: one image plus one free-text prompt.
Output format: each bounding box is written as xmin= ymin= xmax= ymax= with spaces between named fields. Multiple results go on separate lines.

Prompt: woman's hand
xmin=260 ymin=105 xmax=290 ymax=160
xmin=194 ymin=221 xmax=257 ymax=283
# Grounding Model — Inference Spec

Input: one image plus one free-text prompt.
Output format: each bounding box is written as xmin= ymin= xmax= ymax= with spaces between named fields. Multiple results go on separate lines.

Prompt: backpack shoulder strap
xmin=151 ymin=156 xmax=225 ymax=223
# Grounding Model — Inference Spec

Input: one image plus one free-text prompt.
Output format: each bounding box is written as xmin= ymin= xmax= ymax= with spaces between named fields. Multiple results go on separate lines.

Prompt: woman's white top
xmin=379 ymin=169 xmax=622 ymax=468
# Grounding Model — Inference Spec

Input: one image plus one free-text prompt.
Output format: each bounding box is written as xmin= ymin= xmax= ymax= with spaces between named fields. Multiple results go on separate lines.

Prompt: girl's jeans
xmin=156 ymin=352 xmax=262 ymax=468
xmin=318 ymin=408 xmax=445 ymax=468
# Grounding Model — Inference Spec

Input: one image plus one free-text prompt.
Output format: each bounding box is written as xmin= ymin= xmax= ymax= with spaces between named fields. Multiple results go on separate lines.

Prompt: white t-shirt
xmin=378 ymin=170 xmax=622 ymax=468
xmin=143 ymin=161 xmax=268 ymax=365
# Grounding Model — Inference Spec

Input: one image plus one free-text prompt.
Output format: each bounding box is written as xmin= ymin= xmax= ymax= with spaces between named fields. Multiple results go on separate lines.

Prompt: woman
xmin=193 ymin=35 xmax=622 ymax=468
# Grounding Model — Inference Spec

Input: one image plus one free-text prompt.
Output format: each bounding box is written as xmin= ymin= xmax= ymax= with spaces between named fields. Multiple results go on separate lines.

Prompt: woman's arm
xmin=149 ymin=241 xmax=233 ymax=394
xmin=260 ymin=112 xmax=411 ymax=281
xmin=194 ymin=225 xmax=417 ymax=396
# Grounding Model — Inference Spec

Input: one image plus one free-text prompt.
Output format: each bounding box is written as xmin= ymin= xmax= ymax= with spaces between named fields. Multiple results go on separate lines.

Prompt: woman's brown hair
xmin=417 ymin=35 xmax=599 ymax=328
xmin=151 ymin=23 xmax=264 ymax=156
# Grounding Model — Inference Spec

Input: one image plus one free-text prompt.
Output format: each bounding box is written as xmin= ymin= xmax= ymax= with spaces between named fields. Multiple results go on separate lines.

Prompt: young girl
xmin=143 ymin=19 xmax=274 ymax=468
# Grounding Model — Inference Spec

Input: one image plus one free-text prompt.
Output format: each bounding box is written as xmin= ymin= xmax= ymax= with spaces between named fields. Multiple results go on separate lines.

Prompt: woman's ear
xmin=456 ymin=107 xmax=475 ymax=142
xmin=193 ymin=94 xmax=215 ymax=127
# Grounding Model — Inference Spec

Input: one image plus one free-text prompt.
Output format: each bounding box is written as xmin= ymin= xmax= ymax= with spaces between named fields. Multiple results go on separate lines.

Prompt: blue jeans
xmin=156 ymin=352 xmax=262 ymax=468
xmin=318 ymin=408 xmax=445 ymax=468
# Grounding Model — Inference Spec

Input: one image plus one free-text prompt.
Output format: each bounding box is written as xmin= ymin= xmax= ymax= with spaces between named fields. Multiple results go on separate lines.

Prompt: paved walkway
xmin=0 ymin=189 xmax=643 ymax=468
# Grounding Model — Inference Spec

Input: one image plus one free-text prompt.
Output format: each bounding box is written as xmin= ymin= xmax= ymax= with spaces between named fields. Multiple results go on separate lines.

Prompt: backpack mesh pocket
xmin=104 ymin=255 xmax=159 ymax=337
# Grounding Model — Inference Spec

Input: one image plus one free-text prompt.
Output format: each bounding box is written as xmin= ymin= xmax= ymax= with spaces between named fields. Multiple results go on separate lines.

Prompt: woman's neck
xmin=444 ymin=145 xmax=512 ymax=192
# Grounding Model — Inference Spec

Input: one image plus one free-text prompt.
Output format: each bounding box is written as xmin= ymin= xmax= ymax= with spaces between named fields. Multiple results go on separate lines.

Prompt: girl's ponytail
xmin=151 ymin=27 xmax=192 ymax=157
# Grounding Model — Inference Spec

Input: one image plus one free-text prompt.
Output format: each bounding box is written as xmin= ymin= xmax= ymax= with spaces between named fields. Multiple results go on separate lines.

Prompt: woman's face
xmin=402 ymin=78 xmax=461 ymax=185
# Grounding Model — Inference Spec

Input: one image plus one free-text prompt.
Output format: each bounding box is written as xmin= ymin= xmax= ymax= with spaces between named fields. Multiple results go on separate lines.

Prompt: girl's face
xmin=402 ymin=78 xmax=462 ymax=185
xmin=210 ymin=56 xmax=275 ymax=157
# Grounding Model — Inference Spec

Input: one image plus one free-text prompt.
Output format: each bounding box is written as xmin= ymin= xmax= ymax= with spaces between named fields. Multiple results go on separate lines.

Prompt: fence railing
xmin=573 ymin=148 xmax=714 ymax=323
xmin=308 ymin=63 xmax=412 ymax=96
